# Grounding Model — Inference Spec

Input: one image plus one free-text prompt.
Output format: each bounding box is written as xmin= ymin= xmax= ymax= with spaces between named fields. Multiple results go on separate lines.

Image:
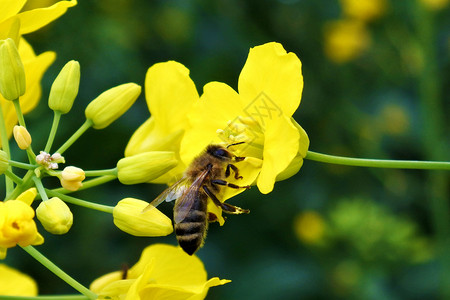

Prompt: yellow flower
xmin=117 ymin=151 xmax=178 ymax=185
xmin=85 ymin=83 xmax=141 ymax=129
xmin=90 ymin=244 xmax=230 ymax=300
xmin=339 ymin=0 xmax=387 ymax=22
xmin=0 ymin=189 xmax=44 ymax=258
xmin=181 ymin=42 xmax=309 ymax=194
xmin=113 ymin=198 xmax=173 ymax=237
xmin=0 ymin=264 xmax=37 ymax=296
xmin=323 ymin=19 xmax=371 ymax=64
xmin=36 ymin=197 xmax=73 ymax=235
xmin=13 ymin=125 xmax=32 ymax=149
xmin=125 ymin=61 xmax=199 ymax=183
xmin=0 ymin=0 xmax=77 ymax=147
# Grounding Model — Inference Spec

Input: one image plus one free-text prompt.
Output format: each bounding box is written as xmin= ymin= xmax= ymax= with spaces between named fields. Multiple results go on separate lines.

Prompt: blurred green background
xmin=4 ymin=0 xmax=450 ymax=299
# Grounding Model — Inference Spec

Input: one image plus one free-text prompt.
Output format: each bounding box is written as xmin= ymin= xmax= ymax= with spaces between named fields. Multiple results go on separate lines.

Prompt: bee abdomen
xmin=175 ymin=213 xmax=207 ymax=255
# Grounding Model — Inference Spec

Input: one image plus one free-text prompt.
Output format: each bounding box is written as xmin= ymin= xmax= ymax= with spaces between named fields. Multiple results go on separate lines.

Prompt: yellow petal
xmin=180 ymin=81 xmax=242 ymax=165
xmin=0 ymin=264 xmax=37 ymax=296
xmin=0 ymin=16 xmax=21 ymax=43
xmin=16 ymin=187 xmax=37 ymax=206
xmin=139 ymin=285 xmax=197 ymax=300
xmin=125 ymin=117 xmax=184 ymax=155
xmin=0 ymin=0 xmax=26 ymax=23
xmin=19 ymin=39 xmax=56 ymax=114
xmin=238 ymin=42 xmax=303 ymax=117
xmin=18 ymin=0 xmax=77 ymax=34
xmin=126 ymin=261 xmax=154 ymax=300
xmin=257 ymin=116 xmax=300 ymax=194
xmin=145 ymin=61 xmax=198 ymax=135
xmin=130 ymin=244 xmax=206 ymax=286
xmin=90 ymin=270 xmax=123 ymax=294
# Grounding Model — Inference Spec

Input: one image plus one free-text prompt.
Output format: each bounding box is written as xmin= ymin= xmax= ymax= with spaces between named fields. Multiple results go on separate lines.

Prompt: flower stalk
xmin=21 ymin=246 xmax=97 ymax=300
xmin=305 ymin=151 xmax=450 ymax=170
xmin=56 ymin=119 xmax=93 ymax=155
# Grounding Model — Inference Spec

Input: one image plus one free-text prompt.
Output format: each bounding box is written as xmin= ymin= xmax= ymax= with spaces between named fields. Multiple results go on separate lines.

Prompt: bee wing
xmin=173 ymin=169 xmax=210 ymax=224
xmin=143 ymin=177 xmax=189 ymax=212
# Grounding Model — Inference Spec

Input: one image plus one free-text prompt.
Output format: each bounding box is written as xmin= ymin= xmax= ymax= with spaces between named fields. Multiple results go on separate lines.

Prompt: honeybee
xmin=146 ymin=142 xmax=250 ymax=255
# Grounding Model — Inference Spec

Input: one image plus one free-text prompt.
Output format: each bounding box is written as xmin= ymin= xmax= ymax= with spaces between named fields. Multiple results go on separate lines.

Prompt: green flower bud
xmin=117 ymin=151 xmax=178 ymax=185
xmin=113 ymin=198 xmax=173 ymax=237
xmin=85 ymin=83 xmax=141 ymax=129
xmin=0 ymin=150 xmax=8 ymax=175
xmin=13 ymin=125 xmax=32 ymax=150
xmin=0 ymin=38 xmax=26 ymax=100
xmin=36 ymin=197 xmax=73 ymax=235
xmin=48 ymin=60 xmax=80 ymax=114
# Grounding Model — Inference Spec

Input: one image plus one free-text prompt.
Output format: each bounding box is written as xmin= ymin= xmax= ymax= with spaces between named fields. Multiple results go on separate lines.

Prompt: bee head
xmin=207 ymin=145 xmax=232 ymax=160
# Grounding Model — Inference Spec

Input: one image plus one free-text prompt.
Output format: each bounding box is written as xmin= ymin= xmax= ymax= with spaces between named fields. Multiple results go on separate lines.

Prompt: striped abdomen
xmin=174 ymin=192 xmax=208 ymax=255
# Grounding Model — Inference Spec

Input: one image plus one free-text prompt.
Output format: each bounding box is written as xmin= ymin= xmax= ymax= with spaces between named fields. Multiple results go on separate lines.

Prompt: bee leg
xmin=211 ymin=179 xmax=250 ymax=189
xmin=225 ymin=164 xmax=243 ymax=179
xmin=203 ymin=186 xmax=250 ymax=214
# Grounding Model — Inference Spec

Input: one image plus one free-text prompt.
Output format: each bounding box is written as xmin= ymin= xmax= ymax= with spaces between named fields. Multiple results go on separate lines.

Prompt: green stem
xmin=55 ymin=119 xmax=93 ymax=155
xmin=46 ymin=189 xmax=114 ymax=213
xmin=4 ymin=169 xmax=23 ymax=185
xmin=5 ymin=170 xmax=34 ymax=200
xmin=8 ymin=159 xmax=35 ymax=169
xmin=21 ymin=246 xmax=97 ymax=300
xmin=44 ymin=111 xmax=62 ymax=153
xmin=305 ymin=151 xmax=450 ymax=170
xmin=0 ymin=101 xmax=14 ymax=194
xmin=54 ymin=175 xmax=117 ymax=194
xmin=12 ymin=98 xmax=26 ymax=128
xmin=32 ymin=176 xmax=49 ymax=201
xmin=0 ymin=295 xmax=89 ymax=300
xmin=84 ymin=168 xmax=117 ymax=177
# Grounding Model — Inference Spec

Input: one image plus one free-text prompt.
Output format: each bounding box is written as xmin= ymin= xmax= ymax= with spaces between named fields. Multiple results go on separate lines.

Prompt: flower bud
xmin=113 ymin=198 xmax=173 ymax=237
xmin=48 ymin=60 xmax=80 ymax=114
xmin=0 ymin=150 xmax=8 ymax=175
xmin=117 ymin=151 xmax=178 ymax=185
xmin=13 ymin=125 xmax=32 ymax=150
xmin=36 ymin=197 xmax=73 ymax=235
xmin=85 ymin=83 xmax=141 ymax=129
xmin=0 ymin=38 xmax=26 ymax=100
xmin=61 ymin=166 xmax=85 ymax=181
xmin=60 ymin=166 xmax=85 ymax=191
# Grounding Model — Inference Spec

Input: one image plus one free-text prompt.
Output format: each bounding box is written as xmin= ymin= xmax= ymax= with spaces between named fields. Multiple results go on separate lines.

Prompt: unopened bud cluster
xmin=0 ymin=41 xmax=183 ymax=259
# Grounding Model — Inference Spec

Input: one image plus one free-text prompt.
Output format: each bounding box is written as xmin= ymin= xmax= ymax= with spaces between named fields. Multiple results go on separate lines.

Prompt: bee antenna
xmin=227 ymin=142 xmax=245 ymax=148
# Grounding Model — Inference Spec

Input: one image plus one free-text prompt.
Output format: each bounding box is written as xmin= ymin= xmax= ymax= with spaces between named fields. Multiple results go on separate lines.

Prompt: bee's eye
xmin=213 ymin=148 xmax=229 ymax=159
